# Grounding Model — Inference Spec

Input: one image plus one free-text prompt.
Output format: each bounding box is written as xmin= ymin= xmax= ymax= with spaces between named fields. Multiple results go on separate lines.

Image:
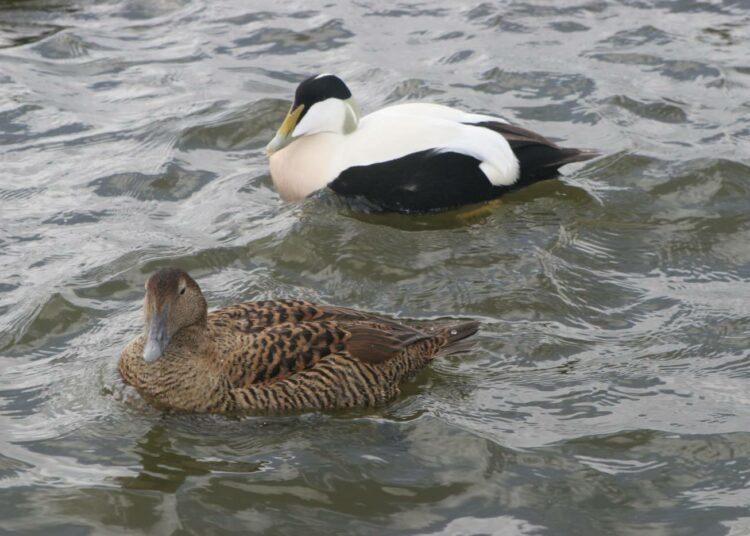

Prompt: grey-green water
xmin=1 ymin=1 xmax=749 ymax=534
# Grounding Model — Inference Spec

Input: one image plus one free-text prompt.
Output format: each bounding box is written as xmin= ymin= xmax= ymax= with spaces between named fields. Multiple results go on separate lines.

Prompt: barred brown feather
xmin=118 ymin=268 xmax=480 ymax=414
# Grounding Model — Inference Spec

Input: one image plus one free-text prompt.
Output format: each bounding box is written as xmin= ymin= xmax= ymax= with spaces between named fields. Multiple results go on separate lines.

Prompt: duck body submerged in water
xmin=266 ymin=74 xmax=598 ymax=213
xmin=118 ymin=268 xmax=479 ymax=414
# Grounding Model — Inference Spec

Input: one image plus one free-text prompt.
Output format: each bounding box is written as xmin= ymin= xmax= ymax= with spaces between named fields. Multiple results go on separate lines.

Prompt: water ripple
xmin=1 ymin=0 xmax=750 ymax=534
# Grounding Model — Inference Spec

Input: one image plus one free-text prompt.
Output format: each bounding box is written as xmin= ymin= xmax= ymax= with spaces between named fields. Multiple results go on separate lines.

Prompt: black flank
xmin=330 ymin=151 xmax=499 ymax=213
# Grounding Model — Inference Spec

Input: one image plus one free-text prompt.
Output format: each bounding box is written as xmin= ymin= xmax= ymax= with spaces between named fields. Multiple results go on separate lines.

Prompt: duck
xmin=118 ymin=267 xmax=480 ymax=414
xmin=265 ymin=73 xmax=598 ymax=213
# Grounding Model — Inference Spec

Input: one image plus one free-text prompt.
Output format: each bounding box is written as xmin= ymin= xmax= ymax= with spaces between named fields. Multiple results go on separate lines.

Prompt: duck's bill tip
xmin=265 ymin=133 xmax=285 ymax=156
xmin=142 ymin=339 xmax=165 ymax=363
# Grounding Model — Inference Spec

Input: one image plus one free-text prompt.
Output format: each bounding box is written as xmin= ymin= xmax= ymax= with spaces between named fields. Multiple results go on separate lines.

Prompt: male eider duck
xmin=118 ymin=267 xmax=479 ymax=413
xmin=266 ymin=73 xmax=598 ymax=213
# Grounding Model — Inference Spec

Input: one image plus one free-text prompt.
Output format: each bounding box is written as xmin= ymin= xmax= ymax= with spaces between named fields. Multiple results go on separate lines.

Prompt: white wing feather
xmin=339 ymin=104 xmax=519 ymax=186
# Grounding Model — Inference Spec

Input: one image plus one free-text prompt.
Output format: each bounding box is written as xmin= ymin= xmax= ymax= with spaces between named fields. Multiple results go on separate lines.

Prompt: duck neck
xmin=342 ymin=98 xmax=360 ymax=134
xmin=169 ymin=321 xmax=212 ymax=357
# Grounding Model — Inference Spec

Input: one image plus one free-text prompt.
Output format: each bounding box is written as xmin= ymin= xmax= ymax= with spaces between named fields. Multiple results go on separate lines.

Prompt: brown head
xmin=142 ymin=267 xmax=207 ymax=363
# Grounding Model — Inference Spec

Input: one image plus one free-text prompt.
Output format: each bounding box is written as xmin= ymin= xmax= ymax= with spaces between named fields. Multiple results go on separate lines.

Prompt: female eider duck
xmin=118 ymin=267 xmax=479 ymax=414
xmin=266 ymin=74 xmax=598 ymax=213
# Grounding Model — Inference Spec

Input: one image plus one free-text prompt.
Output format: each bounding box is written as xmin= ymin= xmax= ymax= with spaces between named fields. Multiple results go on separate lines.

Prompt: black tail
xmin=473 ymin=121 xmax=600 ymax=186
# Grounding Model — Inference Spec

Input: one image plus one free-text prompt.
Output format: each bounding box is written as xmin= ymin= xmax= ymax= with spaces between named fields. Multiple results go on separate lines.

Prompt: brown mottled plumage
xmin=118 ymin=268 xmax=480 ymax=414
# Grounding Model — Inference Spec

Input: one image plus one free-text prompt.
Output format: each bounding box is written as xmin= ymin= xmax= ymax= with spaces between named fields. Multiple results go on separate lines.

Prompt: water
xmin=1 ymin=0 xmax=749 ymax=534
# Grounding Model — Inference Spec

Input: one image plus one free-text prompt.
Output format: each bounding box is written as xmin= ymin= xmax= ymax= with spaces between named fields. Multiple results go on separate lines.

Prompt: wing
xmin=209 ymin=299 xmax=315 ymax=331
xmin=328 ymin=109 xmax=527 ymax=212
xmin=469 ymin=121 xmax=599 ymax=185
xmin=224 ymin=318 xmax=429 ymax=387
xmin=224 ymin=321 xmax=345 ymax=387
xmin=333 ymin=117 xmax=597 ymax=211
xmin=349 ymin=110 xmax=519 ymax=187
xmin=209 ymin=299 xmax=419 ymax=334
xmin=339 ymin=322 xmax=428 ymax=364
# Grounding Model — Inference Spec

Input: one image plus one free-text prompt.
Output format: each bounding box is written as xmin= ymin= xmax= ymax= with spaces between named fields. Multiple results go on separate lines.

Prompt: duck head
xmin=266 ymin=74 xmax=360 ymax=155
xmin=142 ymin=267 xmax=207 ymax=363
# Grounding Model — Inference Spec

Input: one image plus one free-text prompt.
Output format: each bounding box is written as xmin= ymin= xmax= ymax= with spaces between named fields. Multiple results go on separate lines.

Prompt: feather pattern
xmin=118 ymin=270 xmax=480 ymax=414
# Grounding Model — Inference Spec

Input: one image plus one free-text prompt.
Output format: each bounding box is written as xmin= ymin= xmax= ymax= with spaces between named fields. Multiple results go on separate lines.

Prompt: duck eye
xmin=179 ymin=287 xmax=186 ymax=295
